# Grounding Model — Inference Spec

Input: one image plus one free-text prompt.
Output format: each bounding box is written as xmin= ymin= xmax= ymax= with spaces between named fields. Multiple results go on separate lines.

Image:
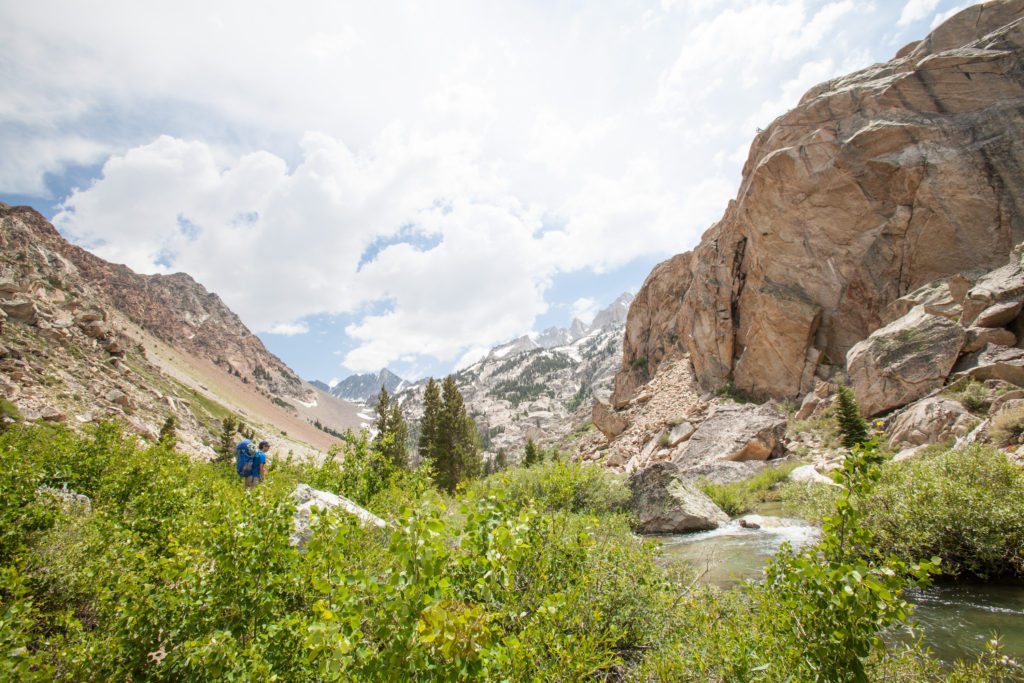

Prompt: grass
xmin=698 ymin=462 xmax=801 ymax=516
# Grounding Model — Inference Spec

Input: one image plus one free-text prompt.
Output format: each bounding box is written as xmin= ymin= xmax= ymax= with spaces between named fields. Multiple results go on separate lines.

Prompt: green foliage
xmin=157 ymin=415 xmax=177 ymax=448
xmin=864 ymin=445 xmax=1024 ymax=579
xmin=489 ymin=352 xmax=573 ymax=406
xmin=1 ymin=423 xmax=1010 ymax=680
xmin=217 ymin=416 xmax=237 ymax=463
xmin=522 ymin=438 xmax=542 ymax=467
xmin=834 ymin=383 xmax=870 ymax=449
xmin=698 ymin=463 xmax=800 ymax=516
xmin=469 ymin=458 xmax=631 ymax=516
xmin=373 ymin=386 xmax=409 ymax=469
xmin=418 ymin=376 xmax=482 ymax=492
xmin=306 ymin=430 xmax=397 ymax=507
xmin=990 ymin=404 xmax=1024 ymax=446
xmin=946 ymin=377 xmax=990 ymax=413
xmin=0 ymin=398 xmax=22 ymax=433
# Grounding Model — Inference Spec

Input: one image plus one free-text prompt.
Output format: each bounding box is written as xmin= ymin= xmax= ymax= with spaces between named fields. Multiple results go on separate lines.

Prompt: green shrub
xmin=468 ymin=458 xmax=631 ymax=516
xmin=990 ymin=405 xmax=1024 ymax=446
xmin=698 ymin=463 xmax=799 ymax=517
xmin=946 ymin=378 xmax=990 ymax=413
xmin=864 ymin=445 xmax=1024 ymax=578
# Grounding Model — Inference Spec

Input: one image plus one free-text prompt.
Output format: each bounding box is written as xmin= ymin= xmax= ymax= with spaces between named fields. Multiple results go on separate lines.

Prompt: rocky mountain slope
xmin=330 ymin=368 xmax=406 ymax=403
xmin=0 ymin=203 xmax=362 ymax=457
xmin=398 ymin=294 xmax=633 ymax=459
xmin=589 ymin=1 xmax=1024 ymax=478
xmin=613 ymin=0 xmax=1024 ymax=407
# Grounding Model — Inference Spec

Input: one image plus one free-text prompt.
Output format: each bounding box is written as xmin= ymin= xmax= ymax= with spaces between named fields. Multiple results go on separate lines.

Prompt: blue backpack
xmin=235 ymin=439 xmax=258 ymax=477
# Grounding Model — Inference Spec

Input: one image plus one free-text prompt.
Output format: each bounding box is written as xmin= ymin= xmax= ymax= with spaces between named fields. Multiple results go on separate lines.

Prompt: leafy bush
xmin=0 ymin=422 xmax=1011 ymax=679
xmin=468 ymin=457 xmax=631 ymax=516
xmin=990 ymin=405 xmax=1024 ymax=446
xmin=865 ymin=445 xmax=1024 ymax=579
xmin=946 ymin=377 xmax=990 ymax=413
xmin=698 ymin=462 xmax=799 ymax=516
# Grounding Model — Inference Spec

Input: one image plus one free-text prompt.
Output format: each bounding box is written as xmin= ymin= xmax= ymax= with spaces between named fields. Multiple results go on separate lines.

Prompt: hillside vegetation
xmin=1 ymin=422 xmax=1017 ymax=681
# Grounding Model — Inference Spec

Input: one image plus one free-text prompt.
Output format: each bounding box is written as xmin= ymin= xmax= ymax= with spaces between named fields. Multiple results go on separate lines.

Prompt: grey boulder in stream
xmin=628 ymin=461 xmax=729 ymax=533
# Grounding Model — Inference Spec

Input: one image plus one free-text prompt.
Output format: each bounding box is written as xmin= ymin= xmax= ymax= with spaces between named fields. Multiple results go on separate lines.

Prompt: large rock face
xmin=673 ymin=401 xmax=787 ymax=467
xmin=628 ymin=461 xmax=729 ymax=533
xmin=847 ymin=306 xmax=966 ymax=416
xmin=616 ymin=1 xmax=1024 ymax=402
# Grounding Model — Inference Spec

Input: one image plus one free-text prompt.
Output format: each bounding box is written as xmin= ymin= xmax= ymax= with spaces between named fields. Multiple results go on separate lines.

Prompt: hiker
xmin=236 ymin=438 xmax=270 ymax=488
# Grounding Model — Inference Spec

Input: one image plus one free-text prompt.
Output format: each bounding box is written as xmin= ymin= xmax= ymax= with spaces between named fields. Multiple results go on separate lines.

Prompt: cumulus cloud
xmin=4 ymin=0 xmax=914 ymax=375
xmin=930 ymin=3 xmax=970 ymax=29
xmin=570 ymin=297 xmax=599 ymax=325
xmin=898 ymin=0 xmax=941 ymax=27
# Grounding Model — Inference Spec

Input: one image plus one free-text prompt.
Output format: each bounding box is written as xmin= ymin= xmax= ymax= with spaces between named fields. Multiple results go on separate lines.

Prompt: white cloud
xmin=3 ymin=1 xmax=918 ymax=375
xmin=570 ymin=297 xmax=599 ymax=325
xmin=268 ymin=322 xmax=310 ymax=336
xmin=898 ymin=0 xmax=941 ymax=27
xmin=930 ymin=3 xmax=969 ymax=29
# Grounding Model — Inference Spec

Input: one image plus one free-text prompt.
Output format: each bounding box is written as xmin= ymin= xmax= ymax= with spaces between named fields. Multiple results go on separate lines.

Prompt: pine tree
xmin=834 ymin=383 xmax=870 ymax=449
xmin=492 ymin=448 xmax=508 ymax=474
xmin=218 ymin=416 xmax=238 ymax=462
xmin=387 ymin=402 xmax=410 ymax=469
xmin=523 ymin=438 xmax=542 ymax=467
xmin=373 ymin=386 xmax=409 ymax=469
xmin=418 ymin=378 xmax=442 ymax=468
xmin=158 ymin=415 xmax=177 ymax=448
xmin=418 ymin=376 xmax=481 ymax=492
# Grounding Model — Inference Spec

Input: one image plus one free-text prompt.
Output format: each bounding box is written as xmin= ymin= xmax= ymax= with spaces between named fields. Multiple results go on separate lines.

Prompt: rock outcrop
xmin=887 ymin=396 xmax=975 ymax=448
xmin=673 ymin=402 xmax=787 ymax=467
xmin=290 ymin=484 xmax=387 ymax=548
xmin=628 ymin=462 xmax=729 ymax=533
xmin=614 ymin=1 xmax=1024 ymax=404
xmin=847 ymin=306 xmax=966 ymax=415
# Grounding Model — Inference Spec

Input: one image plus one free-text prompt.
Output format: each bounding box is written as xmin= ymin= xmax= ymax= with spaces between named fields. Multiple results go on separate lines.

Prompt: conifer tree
xmin=158 ymin=415 xmax=177 ymax=448
xmin=218 ymin=416 xmax=238 ymax=462
xmin=373 ymin=386 xmax=409 ymax=469
xmin=418 ymin=378 xmax=442 ymax=468
xmin=834 ymin=383 xmax=871 ymax=449
xmin=523 ymin=438 xmax=542 ymax=467
xmin=418 ymin=376 xmax=481 ymax=491
xmin=493 ymin=448 xmax=508 ymax=474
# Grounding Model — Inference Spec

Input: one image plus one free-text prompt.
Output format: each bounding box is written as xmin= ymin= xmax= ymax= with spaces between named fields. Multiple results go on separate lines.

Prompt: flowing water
xmin=657 ymin=511 xmax=1024 ymax=664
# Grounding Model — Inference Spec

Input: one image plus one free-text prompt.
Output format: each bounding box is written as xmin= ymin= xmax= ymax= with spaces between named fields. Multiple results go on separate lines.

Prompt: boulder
xmin=794 ymin=380 xmax=835 ymax=421
xmin=674 ymin=402 xmax=787 ymax=465
xmin=960 ymin=251 xmax=1024 ymax=326
xmin=36 ymin=485 xmax=91 ymax=513
xmin=887 ymin=397 xmax=974 ymax=449
xmin=628 ymin=462 xmax=729 ymax=533
xmin=679 ymin=459 xmax=768 ymax=484
xmin=104 ymin=389 xmax=131 ymax=408
xmin=882 ymin=273 xmax=978 ymax=324
xmin=788 ymin=464 xmax=841 ymax=487
xmin=290 ymin=484 xmax=387 ymax=548
xmin=592 ymin=400 xmax=628 ymax=439
xmin=974 ymin=300 xmax=1024 ymax=328
xmin=666 ymin=420 xmax=696 ymax=447
xmin=0 ymin=299 xmax=38 ymax=324
xmin=847 ymin=306 xmax=966 ymax=416
xmin=952 ymin=345 xmax=1024 ymax=388
xmin=963 ymin=326 xmax=1016 ymax=353
xmin=991 ymin=389 xmax=1024 ymax=414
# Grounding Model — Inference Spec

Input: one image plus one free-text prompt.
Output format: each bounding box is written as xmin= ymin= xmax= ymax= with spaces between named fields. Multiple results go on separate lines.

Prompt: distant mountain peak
xmin=330 ymin=368 xmax=406 ymax=403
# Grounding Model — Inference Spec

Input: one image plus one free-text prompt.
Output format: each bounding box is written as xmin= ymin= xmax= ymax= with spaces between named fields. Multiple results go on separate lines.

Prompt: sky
xmin=0 ymin=0 xmax=975 ymax=384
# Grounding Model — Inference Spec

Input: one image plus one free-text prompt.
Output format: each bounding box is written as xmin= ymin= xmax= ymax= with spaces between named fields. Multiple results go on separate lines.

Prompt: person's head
xmin=259 ymin=440 xmax=270 ymax=452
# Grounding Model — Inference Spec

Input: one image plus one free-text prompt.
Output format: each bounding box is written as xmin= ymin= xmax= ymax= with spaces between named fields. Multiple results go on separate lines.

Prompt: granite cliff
xmin=614 ymin=0 xmax=1024 ymax=406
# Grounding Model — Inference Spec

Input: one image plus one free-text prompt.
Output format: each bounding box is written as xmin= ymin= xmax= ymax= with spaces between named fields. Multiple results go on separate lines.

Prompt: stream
xmin=657 ymin=508 xmax=1024 ymax=664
